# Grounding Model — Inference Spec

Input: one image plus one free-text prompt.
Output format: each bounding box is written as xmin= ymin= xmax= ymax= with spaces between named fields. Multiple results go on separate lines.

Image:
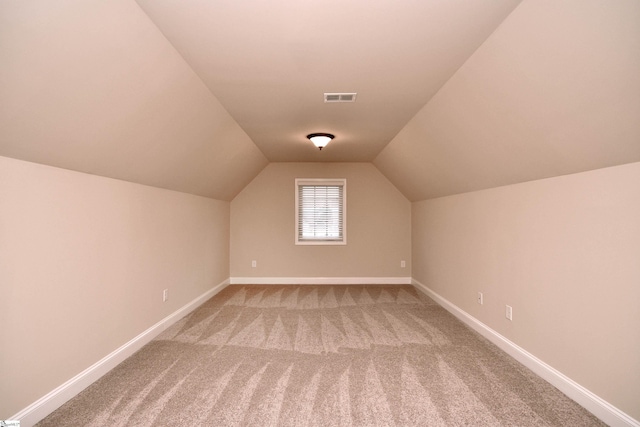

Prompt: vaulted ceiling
xmin=1 ymin=1 xmax=639 ymax=201
xmin=134 ymin=0 xmax=521 ymax=162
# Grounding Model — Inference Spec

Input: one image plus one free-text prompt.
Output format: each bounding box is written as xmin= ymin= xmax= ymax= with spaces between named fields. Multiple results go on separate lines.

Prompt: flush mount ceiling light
xmin=307 ymin=133 xmax=334 ymax=150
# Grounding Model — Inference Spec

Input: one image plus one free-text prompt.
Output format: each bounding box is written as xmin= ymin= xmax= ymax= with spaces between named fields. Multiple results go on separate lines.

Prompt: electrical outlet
xmin=400 ymin=260 xmax=406 ymax=268
xmin=477 ymin=292 xmax=483 ymax=305
xmin=506 ymin=305 xmax=512 ymax=321
xmin=163 ymin=289 xmax=168 ymax=302
xmin=251 ymin=260 xmax=257 ymax=268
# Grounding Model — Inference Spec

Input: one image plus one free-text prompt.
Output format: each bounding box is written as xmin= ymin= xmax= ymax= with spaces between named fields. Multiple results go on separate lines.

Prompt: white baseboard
xmin=12 ymin=279 xmax=230 ymax=427
xmin=412 ymin=279 xmax=639 ymax=427
xmin=230 ymin=276 xmax=412 ymax=285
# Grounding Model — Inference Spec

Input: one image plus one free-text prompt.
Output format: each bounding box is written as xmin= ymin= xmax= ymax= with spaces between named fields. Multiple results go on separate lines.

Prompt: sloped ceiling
xmin=375 ymin=0 xmax=640 ymax=201
xmin=134 ymin=0 xmax=521 ymax=162
xmin=0 ymin=0 xmax=267 ymax=201
xmin=1 ymin=1 xmax=638 ymax=202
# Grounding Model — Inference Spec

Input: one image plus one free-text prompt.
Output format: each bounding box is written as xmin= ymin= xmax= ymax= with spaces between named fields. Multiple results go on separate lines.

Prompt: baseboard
xmin=412 ymin=279 xmax=640 ymax=427
xmin=230 ymin=276 xmax=412 ymax=285
xmin=12 ymin=278 xmax=230 ymax=427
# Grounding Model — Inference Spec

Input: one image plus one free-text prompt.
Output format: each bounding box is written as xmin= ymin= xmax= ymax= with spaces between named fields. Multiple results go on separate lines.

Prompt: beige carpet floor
xmin=37 ymin=285 xmax=605 ymax=426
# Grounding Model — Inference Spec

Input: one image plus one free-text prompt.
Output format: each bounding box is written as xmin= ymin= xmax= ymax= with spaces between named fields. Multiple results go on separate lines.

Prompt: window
xmin=295 ymin=179 xmax=346 ymax=245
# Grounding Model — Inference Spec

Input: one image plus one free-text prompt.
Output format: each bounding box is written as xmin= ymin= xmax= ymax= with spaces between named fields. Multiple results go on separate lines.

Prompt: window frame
xmin=295 ymin=178 xmax=347 ymax=245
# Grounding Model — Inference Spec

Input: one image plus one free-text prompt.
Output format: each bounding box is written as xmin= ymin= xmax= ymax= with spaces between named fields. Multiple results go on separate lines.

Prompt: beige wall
xmin=412 ymin=162 xmax=640 ymax=420
xmin=230 ymin=163 xmax=411 ymax=279
xmin=0 ymin=156 xmax=230 ymax=417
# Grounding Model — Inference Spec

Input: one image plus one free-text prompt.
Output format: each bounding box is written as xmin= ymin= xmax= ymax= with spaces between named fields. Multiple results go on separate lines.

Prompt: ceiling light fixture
xmin=307 ymin=133 xmax=334 ymax=150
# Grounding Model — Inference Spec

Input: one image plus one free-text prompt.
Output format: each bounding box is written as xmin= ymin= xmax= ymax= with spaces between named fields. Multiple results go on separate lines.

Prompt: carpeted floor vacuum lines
xmin=37 ymin=285 xmax=604 ymax=426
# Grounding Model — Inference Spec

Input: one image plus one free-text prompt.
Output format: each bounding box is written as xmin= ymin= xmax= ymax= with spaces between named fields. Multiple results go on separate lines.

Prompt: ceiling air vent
xmin=324 ymin=93 xmax=357 ymax=103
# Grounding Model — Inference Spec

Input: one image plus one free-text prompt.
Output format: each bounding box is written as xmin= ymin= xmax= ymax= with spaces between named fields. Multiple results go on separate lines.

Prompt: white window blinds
xmin=295 ymin=179 xmax=346 ymax=245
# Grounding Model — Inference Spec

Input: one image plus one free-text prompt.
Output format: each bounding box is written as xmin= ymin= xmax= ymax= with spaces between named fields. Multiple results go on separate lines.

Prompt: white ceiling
xmin=0 ymin=0 xmax=268 ymax=200
xmin=1 ymin=1 xmax=639 ymax=201
xmin=375 ymin=0 xmax=640 ymax=200
xmin=135 ymin=0 xmax=521 ymax=162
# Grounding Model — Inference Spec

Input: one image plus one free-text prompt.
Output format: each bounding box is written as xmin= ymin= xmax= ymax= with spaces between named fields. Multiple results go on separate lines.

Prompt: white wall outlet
xmin=251 ymin=260 xmax=257 ymax=268
xmin=506 ymin=305 xmax=513 ymax=321
xmin=477 ymin=292 xmax=483 ymax=305
xmin=163 ymin=289 xmax=168 ymax=302
xmin=400 ymin=260 xmax=406 ymax=268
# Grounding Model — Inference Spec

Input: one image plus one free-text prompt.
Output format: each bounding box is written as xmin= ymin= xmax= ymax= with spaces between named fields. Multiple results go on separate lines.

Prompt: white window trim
xmin=295 ymin=178 xmax=347 ymax=245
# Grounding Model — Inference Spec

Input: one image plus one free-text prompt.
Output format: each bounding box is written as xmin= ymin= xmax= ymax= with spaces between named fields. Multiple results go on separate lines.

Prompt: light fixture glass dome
xmin=307 ymin=133 xmax=334 ymax=150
